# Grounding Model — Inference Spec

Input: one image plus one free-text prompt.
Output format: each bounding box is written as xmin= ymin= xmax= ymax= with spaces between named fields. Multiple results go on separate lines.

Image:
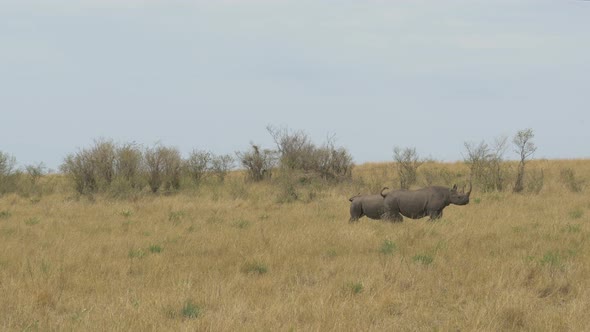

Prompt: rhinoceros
xmin=381 ymin=183 xmax=471 ymax=222
xmin=348 ymin=187 xmax=389 ymax=222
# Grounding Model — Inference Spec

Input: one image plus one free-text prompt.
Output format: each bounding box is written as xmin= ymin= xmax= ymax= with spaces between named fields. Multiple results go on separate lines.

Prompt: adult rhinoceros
xmin=381 ymin=183 xmax=471 ymax=222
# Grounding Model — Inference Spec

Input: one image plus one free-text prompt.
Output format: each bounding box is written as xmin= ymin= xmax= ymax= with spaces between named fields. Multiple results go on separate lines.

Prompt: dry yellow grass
xmin=1 ymin=160 xmax=590 ymax=331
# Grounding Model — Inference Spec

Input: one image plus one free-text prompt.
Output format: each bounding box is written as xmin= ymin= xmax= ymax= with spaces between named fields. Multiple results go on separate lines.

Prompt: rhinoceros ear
xmin=452 ymin=184 xmax=457 ymax=191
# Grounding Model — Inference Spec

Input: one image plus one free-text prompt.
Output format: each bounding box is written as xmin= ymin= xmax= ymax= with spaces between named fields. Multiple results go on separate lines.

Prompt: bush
xmin=25 ymin=163 xmax=45 ymax=187
xmin=114 ymin=143 xmax=143 ymax=190
xmin=210 ymin=154 xmax=234 ymax=182
xmin=464 ymin=138 xmax=507 ymax=192
xmin=61 ymin=147 xmax=100 ymax=194
xmin=560 ymin=168 xmax=584 ymax=193
xmin=525 ymin=169 xmax=544 ymax=194
xmin=88 ymin=139 xmax=117 ymax=187
xmin=267 ymin=125 xmax=316 ymax=172
xmin=237 ymin=143 xmax=276 ymax=182
xmin=144 ymin=145 xmax=182 ymax=193
xmin=267 ymin=125 xmax=353 ymax=182
xmin=420 ymin=163 xmax=458 ymax=187
xmin=185 ymin=149 xmax=212 ymax=185
xmin=315 ymin=138 xmax=354 ymax=181
xmin=393 ymin=146 xmax=422 ymax=189
xmin=0 ymin=151 xmax=18 ymax=194
xmin=61 ymin=140 xmax=145 ymax=195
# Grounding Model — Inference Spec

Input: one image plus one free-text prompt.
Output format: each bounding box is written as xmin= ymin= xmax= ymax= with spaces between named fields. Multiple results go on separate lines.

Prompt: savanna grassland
xmin=1 ymin=160 xmax=590 ymax=331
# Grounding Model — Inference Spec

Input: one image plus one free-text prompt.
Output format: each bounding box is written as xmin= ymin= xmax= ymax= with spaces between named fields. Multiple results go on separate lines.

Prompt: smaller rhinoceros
xmin=348 ymin=187 xmax=389 ymax=222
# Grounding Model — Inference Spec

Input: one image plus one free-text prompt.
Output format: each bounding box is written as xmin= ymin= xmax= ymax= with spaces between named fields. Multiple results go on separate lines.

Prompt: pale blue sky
xmin=2 ymin=0 xmax=589 ymax=170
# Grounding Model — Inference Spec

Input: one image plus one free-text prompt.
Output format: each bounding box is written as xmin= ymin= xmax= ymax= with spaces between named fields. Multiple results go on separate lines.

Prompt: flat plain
xmin=1 ymin=160 xmax=589 ymax=331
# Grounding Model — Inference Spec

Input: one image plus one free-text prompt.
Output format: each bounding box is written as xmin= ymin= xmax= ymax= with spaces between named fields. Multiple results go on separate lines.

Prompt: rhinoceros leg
xmin=349 ymin=215 xmax=361 ymax=223
xmin=349 ymin=202 xmax=363 ymax=223
xmin=383 ymin=211 xmax=403 ymax=222
xmin=429 ymin=210 xmax=443 ymax=221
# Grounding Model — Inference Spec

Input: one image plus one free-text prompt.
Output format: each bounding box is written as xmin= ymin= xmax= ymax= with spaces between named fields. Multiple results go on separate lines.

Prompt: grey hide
xmin=348 ymin=187 xmax=389 ymax=222
xmin=381 ymin=183 xmax=471 ymax=222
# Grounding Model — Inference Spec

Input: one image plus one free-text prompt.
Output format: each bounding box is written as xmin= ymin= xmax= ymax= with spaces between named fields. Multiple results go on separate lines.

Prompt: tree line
xmin=0 ymin=127 xmax=586 ymax=197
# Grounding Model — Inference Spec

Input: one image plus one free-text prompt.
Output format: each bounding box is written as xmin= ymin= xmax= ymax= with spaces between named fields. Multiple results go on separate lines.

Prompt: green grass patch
xmin=412 ymin=254 xmax=434 ymax=265
xmin=149 ymin=244 xmax=162 ymax=253
xmin=24 ymin=217 xmax=40 ymax=226
xmin=128 ymin=248 xmax=146 ymax=259
xmin=0 ymin=210 xmax=11 ymax=219
xmin=232 ymin=219 xmax=250 ymax=229
xmin=540 ymin=251 xmax=562 ymax=268
xmin=181 ymin=300 xmax=201 ymax=319
xmin=564 ymin=224 xmax=581 ymax=234
xmin=568 ymin=208 xmax=583 ymax=220
xmin=345 ymin=281 xmax=364 ymax=295
xmin=379 ymin=239 xmax=397 ymax=255
xmin=241 ymin=261 xmax=268 ymax=275
xmin=120 ymin=210 xmax=133 ymax=218
xmin=168 ymin=211 xmax=185 ymax=224
xmin=325 ymin=249 xmax=338 ymax=259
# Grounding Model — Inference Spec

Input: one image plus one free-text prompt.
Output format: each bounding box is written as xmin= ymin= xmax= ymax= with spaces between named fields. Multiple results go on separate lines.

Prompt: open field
xmin=1 ymin=160 xmax=590 ymax=331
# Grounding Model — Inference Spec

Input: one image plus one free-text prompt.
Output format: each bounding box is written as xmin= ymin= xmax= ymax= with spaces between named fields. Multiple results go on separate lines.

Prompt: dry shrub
xmin=560 ymin=168 xmax=584 ymax=193
xmin=267 ymin=125 xmax=353 ymax=182
xmin=237 ymin=144 xmax=277 ymax=182
xmin=0 ymin=151 xmax=18 ymax=194
xmin=185 ymin=149 xmax=212 ymax=185
xmin=393 ymin=146 xmax=422 ymax=189
xmin=144 ymin=145 xmax=182 ymax=193
xmin=61 ymin=140 xmax=145 ymax=195
xmin=464 ymin=138 xmax=507 ymax=192
xmin=420 ymin=163 xmax=460 ymax=187
xmin=210 ymin=154 xmax=234 ymax=182
xmin=114 ymin=143 xmax=143 ymax=190
xmin=525 ymin=169 xmax=544 ymax=194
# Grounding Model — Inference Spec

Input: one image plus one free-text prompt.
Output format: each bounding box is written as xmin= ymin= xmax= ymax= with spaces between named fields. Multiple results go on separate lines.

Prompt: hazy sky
xmin=2 ymin=0 xmax=589 ymax=170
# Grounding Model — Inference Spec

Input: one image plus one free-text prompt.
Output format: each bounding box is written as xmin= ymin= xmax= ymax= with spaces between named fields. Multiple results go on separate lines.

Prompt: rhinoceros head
xmin=449 ymin=182 xmax=471 ymax=205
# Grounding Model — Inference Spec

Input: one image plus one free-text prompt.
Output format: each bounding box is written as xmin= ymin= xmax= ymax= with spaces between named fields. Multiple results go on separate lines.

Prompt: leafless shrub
xmin=315 ymin=136 xmax=354 ymax=181
xmin=61 ymin=151 xmax=96 ymax=194
xmin=464 ymin=137 xmax=507 ymax=192
xmin=267 ymin=125 xmax=316 ymax=172
xmin=88 ymin=139 xmax=117 ymax=187
xmin=60 ymin=140 xmax=114 ymax=194
xmin=144 ymin=145 xmax=182 ymax=193
xmin=237 ymin=143 xmax=277 ymax=182
xmin=25 ymin=162 xmax=46 ymax=186
xmin=393 ymin=146 xmax=423 ymax=189
xmin=210 ymin=154 xmax=234 ymax=182
xmin=267 ymin=125 xmax=354 ymax=182
xmin=0 ymin=151 xmax=16 ymax=177
xmin=114 ymin=143 xmax=143 ymax=189
xmin=61 ymin=139 xmax=143 ymax=194
xmin=0 ymin=151 xmax=18 ymax=194
xmin=185 ymin=149 xmax=212 ymax=184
